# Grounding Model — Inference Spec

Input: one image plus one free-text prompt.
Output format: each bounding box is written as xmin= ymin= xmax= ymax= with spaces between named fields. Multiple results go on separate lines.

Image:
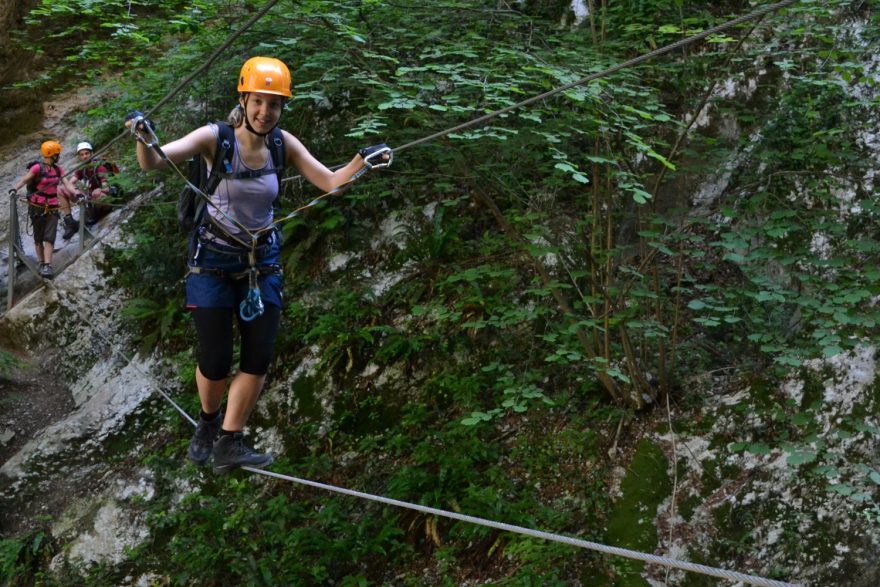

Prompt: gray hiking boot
xmin=62 ymin=215 xmax=79 ymax=240
xmin=212 ymin=432 xmax=273 ymax=474
xmin=187 ymin=412 xmax=223 ymax=466
xmin=38 ymin=263 xmax=54 ymax=279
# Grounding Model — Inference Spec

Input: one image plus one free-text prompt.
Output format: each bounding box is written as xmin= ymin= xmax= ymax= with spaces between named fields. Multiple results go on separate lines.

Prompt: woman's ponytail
xmin=227 ymin=102 xmax=245 ymax=128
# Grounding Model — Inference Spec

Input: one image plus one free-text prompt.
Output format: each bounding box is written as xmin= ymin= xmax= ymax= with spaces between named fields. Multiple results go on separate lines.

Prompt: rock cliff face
xmin=0 ymin=188 xmax=167 ymax=548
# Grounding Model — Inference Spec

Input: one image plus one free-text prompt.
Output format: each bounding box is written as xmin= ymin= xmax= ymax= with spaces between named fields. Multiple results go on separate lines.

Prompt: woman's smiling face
xmin=242 ymin=92 xmax=284 ymax=133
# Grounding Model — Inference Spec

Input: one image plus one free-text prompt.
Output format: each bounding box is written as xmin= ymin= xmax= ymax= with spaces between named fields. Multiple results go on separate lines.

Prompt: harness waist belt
xmin=29 ymin=192 xmax=60 ymax=206
xmin=187 ymin=264 xmax=282 ymax=280
xmin=200 ymin=221 xmax=276 ymax=247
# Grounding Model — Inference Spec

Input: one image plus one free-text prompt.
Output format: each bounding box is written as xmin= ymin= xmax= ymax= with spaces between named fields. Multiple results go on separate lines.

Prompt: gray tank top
xmin=206 ymin=124 xmax=278 ymax=239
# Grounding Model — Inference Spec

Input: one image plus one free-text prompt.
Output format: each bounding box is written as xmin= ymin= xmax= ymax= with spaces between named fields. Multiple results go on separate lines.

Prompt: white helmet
xmin=76 ymin=141 xmax=93 ymax=153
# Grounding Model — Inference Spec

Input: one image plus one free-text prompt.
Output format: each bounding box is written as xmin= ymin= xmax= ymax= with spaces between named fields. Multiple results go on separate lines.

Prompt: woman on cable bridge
xmin=126 ymin=56 xmax=390 ymax=473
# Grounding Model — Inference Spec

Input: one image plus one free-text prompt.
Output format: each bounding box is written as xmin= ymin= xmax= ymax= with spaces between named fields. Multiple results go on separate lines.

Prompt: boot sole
xmin=213 ymin=455 xmax=273 ymax=475
xmin=187 ymin=453 xmax=210 ymax=467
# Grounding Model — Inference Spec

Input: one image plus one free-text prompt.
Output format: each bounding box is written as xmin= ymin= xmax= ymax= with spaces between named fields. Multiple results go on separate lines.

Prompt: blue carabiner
xmin=240 ymin=287 xmax=265 ymax=321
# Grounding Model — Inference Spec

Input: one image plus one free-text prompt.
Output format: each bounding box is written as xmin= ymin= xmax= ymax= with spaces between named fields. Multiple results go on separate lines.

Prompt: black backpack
xmin=177 ymin=123 xmax=286 ymax=232
xmin=90 ymin=158 xmax=120 ymax=176
xmin=25 ymin=161 xmax=60 ymax=195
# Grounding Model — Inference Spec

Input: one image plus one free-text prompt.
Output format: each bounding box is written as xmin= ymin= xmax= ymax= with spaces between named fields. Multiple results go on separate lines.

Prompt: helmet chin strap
xmin=244 ymin=113 xmax=271 ymax=137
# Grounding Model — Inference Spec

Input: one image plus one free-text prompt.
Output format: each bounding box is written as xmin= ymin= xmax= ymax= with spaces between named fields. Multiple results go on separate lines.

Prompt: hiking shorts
xmin=185 ymin=228 xmax=283 ymax=309
xmin=29 ymin=209 xmax=59 ymax=245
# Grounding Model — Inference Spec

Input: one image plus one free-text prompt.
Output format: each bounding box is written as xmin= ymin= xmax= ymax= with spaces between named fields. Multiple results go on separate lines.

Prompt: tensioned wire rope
xmin=45 ymin=234 xmax=804 ymax=587
xmin=50 ymin=276 xmax=804 ymax=587
xmin=32 ymin=1 xmax=804 ymax=585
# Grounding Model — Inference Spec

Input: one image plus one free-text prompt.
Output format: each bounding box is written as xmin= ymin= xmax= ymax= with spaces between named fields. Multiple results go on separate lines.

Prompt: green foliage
xmin=728 ymin=396 xmax=880 ymax=511
xmin=101 ymin=204 xmax=191 ymax=351
xmin=120 ymin=297 xmax=185 ymax=352
xmin=461 ymin=362 xmax=554 ymax=425
xmin=288 ymin=286 xmax=383 ymax=374
xmin=677 ymin=38 xmax=880 ymax=370
xmin=0 ymin=532 xmax=55 ymax=585
xmin=0 ymin=350 xmax=19 ymax=378
xmin=13 ymin=0 xmax=880 ymax=583
xmin=139 ymin=477 xmax=408 ymax=584
xmin=13 ymin=0 xmax=223 ymax=91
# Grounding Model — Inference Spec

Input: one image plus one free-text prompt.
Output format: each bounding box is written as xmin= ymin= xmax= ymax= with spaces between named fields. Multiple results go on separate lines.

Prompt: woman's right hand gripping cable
xmin=351 ymin=143 xmax=393 ymax=182
xmin=124 ymin=111 xmax=157 ymax=144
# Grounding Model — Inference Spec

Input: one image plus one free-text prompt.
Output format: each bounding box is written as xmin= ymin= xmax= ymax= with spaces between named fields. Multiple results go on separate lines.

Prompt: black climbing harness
xmin=187 ymin=225 xmax=283 ymax=321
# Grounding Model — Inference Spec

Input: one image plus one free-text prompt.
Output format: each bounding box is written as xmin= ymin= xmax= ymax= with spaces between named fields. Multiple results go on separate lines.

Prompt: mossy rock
xmin=583 ymin=438 xmax=671 ymax=585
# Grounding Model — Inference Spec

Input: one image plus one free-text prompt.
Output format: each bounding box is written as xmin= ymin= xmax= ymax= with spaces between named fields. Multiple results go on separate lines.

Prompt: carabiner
xmin=362 ymin=146 xmax=393 ymax=170
xmin=239 ymin=264 xmax=265 ymax=321
xmin=240 ymin=287 xmax=265 ymax=321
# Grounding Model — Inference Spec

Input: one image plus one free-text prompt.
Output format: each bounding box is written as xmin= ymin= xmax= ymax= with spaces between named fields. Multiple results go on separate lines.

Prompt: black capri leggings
xmin=192 ymin=305 xmax=281 ymax=380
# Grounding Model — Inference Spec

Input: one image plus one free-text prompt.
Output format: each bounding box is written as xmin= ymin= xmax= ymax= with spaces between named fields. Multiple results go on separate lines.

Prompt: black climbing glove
xmin=125 ymin=110 xmax=155 ymax=134
xmin=358 ymin=143 xmax=393 ymax=169
xmin=359 ymin=143 xmax=389 ymax=159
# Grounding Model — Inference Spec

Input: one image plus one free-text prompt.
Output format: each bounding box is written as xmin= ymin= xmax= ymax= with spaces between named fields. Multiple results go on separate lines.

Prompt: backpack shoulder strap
xmin=41 ymin=164 xmax=60 ymax=182
xmin=31 ymin=164 xmax=60 ymax=197
xmin=268 ymin=126 xmax=285 ymax=179
xmin=209 ymin=124 xmax=285 ymax=183
xmin=268 ymin=127 xmax=285 ymax=209
xmin=191 ymin=122 xmax=235 ymax=229
xmin=26 ymin=163 xmax=43 ymax=192
xmin=203 ymin=122 xmax=236 ymax=196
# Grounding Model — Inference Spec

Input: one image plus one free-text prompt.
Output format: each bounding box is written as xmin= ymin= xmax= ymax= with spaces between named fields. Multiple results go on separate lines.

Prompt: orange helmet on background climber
xmin=238 ymin=57 xmax=292 ymax=98
xmin=41 ymin=140 xmax=62 ymax=158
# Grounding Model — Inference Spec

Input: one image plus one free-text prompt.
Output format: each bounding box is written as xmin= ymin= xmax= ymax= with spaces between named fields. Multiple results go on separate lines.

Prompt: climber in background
xmin=8 ymin=140 xmax=82 ymax=278
xmin=65 ymin=142 xmax=121 ymax=226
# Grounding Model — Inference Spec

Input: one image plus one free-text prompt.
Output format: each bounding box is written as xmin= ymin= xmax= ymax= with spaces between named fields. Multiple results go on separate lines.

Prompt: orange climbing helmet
xmin=41 ymin=140 xmax=62 ymax=158
xmin=238 ymin=56 xmax=292 ymax=98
